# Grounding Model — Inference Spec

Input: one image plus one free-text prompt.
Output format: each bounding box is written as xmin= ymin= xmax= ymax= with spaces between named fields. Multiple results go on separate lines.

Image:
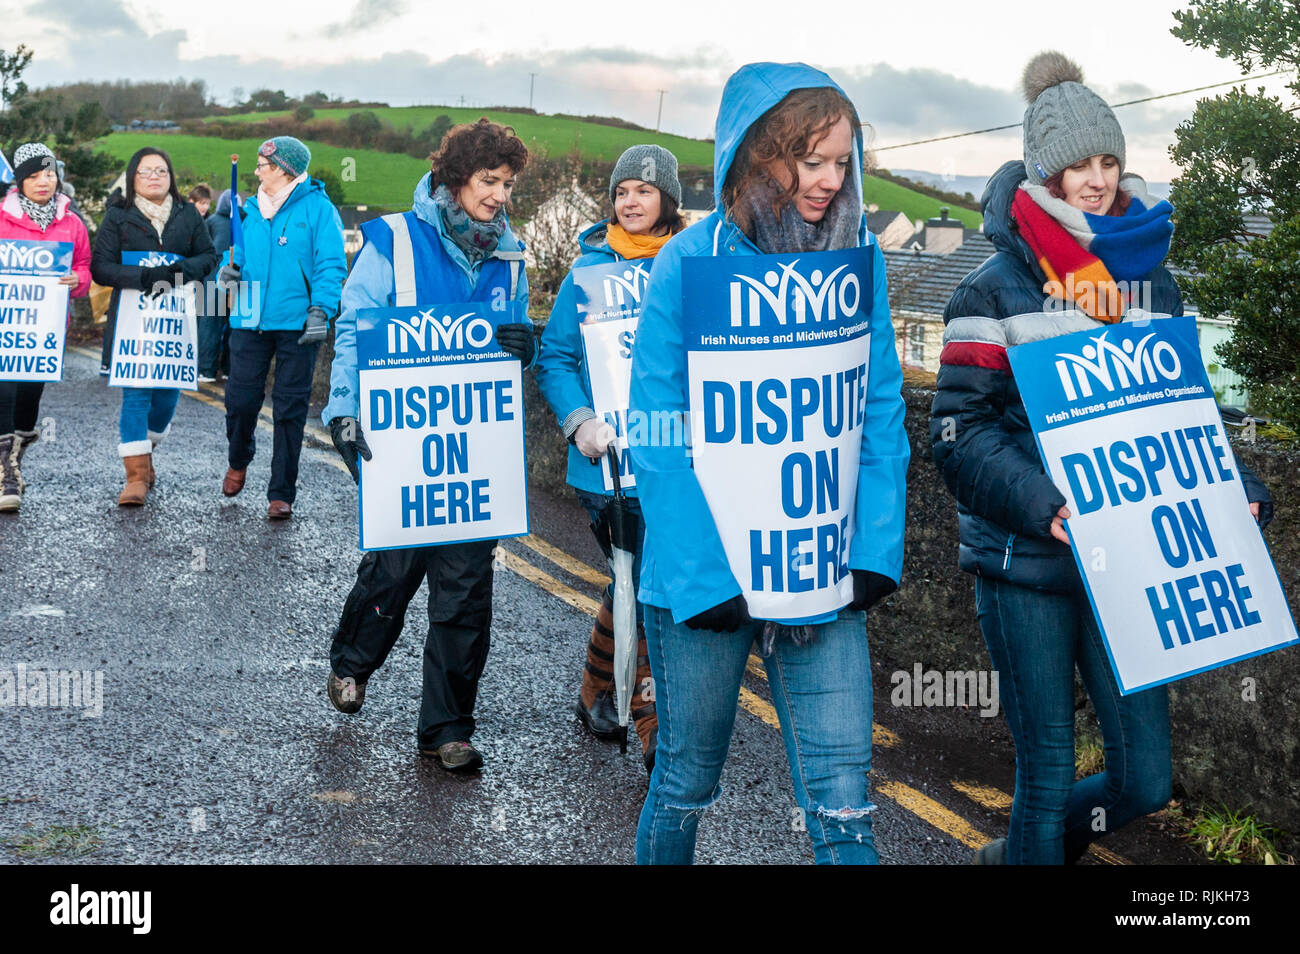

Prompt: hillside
xmin=98 ymin=109 xmax=983 ymax=227
xmin=862 ymin=175 xmax=982 ymax=229
xmin=208 ymin=105 xmax=716 ymax=167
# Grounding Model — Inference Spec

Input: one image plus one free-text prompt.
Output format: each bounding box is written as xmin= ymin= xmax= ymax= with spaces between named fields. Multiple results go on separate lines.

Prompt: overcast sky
xmin=11 ymin=0 xmax=1296 ymax=180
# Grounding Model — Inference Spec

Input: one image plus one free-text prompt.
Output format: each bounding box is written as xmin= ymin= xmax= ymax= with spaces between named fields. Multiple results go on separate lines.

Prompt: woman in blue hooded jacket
xmin=535 ymin=144 xmax=686 ymax=771
xmin=930 ymin=52 xmax=1273 ymax=865
xmin=628 ymin=63 xmax=909 ymax=865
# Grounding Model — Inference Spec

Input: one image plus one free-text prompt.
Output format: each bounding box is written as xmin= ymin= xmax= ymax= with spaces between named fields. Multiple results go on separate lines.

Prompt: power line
xmin=873 ymin=69 xmax=1293 ymax=152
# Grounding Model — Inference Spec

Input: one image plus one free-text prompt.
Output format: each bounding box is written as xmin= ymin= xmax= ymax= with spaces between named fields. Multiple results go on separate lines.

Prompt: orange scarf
xmin=606 ymin=223 xmax=671 ymax=260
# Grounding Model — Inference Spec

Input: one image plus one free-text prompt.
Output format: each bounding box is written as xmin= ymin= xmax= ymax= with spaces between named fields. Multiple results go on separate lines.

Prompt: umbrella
xmin=605 ymin=446 xmax=639 ymax=754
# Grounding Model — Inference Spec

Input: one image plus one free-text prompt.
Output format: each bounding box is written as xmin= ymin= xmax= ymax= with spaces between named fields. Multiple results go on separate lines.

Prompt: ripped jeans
xmin=636 ymin=604 xmax=877 ymax=864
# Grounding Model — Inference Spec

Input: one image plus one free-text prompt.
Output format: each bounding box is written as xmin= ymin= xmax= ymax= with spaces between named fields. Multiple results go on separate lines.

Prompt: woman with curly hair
xmin=628 ymin=64 xmax=908 ymax=864
xmin=320 ymin=118 xmax=533 ymax=771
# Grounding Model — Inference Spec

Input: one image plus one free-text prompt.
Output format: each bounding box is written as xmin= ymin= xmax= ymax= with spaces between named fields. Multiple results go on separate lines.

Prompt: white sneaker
xmin=197 ymin=374 xmax=216 ymax=383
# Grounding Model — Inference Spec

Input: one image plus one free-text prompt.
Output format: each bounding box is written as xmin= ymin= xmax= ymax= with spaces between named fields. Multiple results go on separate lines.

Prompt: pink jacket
xmin=0 ymin=189 xmax=93 ymax=298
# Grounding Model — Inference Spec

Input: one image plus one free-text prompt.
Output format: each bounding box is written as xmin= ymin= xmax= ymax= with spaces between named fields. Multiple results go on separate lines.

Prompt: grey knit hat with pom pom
xmin=1021 ymin=51 xmax=1125 ymax=182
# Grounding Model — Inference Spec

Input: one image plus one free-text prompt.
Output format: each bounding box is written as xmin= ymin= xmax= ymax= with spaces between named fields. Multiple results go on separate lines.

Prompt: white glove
xmin=575 ymin=419 xmax=617 ymax=459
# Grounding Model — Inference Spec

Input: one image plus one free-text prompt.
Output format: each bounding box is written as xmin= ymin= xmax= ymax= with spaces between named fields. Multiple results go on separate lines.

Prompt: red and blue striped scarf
xmin=1011 ymin=176 xmax=1173 ymax=323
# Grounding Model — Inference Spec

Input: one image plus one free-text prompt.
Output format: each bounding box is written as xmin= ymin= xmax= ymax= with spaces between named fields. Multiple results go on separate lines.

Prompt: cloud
xmin=12 ymin=16 xmax=1199 ymax=165
xmin=322 ymin=0 xmax=409 ymax=39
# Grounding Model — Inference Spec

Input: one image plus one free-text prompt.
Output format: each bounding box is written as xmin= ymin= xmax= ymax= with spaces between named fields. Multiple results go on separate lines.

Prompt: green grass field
xmin=97 ymin=133 xmax=432 ymax=207
xmin=862 ymin=175 xmax=982 ymax=229
xmin=209 ymin=105 xmax=716 ymax=167
xmin=99 ymin=121 xmax=983 ymax=228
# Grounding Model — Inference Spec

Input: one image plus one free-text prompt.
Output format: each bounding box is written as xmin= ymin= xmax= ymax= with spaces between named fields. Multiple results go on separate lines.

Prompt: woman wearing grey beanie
xmin=534 ymin=144 xmax=686 ymax=772
xmin=930 ymin=51 xmax=1274 ymax=864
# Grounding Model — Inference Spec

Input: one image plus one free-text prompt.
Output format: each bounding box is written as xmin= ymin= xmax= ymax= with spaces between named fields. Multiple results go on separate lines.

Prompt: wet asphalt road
xmin=0 ymin=344 xmax=1204 ymax=865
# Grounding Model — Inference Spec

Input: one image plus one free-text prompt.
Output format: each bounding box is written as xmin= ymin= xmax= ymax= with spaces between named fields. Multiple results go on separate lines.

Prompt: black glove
xmin=140 ymin=265 xmax=173 ymax=298
xmin=848 ymin=570 xmax=897 ymax=612
xmin=329 ymin=416 xmax=372 ymax=483
xmin=298 ymin=305 xmax=329 ymax=346
xmin=495 ymin=323 xmax=536 ymax=364
xmin=684 ymin=595 xmax=751 ymax=633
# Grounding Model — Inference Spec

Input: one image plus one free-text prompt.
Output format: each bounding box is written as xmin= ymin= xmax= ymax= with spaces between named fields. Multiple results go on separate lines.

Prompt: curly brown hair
xmin=429 ymin=118 xmax=529 ymax=194
xmin=722 ymin=87 xmax=860 ymax=234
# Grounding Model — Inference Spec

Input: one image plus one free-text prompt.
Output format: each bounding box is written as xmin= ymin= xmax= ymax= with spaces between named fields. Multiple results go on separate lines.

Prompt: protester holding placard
xmin=627 ymin=64 xmax=908 ymax=865
xmin=92 ymin=147 xmax=217 ymax=507
xmin=321 ymin=119 xmax=534 ymax=772
xmin=535 ymin=144 xmax=685 ymax=769
xmin=0 ymin=143 xmax=91 ymax=512
xmin=930 ymin=52 xmax=1275 ymax=866
xmin=217 ymin=137 xmax=346 ymax=520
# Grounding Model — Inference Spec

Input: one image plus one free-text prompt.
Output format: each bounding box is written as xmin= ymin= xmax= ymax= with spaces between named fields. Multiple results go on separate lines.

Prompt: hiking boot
xmin=326 ymin=670 xmax=366 ymax=714
xmin=421 ymin=741 xmax=484 ymax=772
xmin=0 ymin=435 xmax=20 ymax=512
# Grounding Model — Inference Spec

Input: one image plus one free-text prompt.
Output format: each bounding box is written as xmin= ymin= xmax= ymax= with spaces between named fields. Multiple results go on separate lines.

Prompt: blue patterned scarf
xmin=431 ymin=183 xmax=507 ymax=266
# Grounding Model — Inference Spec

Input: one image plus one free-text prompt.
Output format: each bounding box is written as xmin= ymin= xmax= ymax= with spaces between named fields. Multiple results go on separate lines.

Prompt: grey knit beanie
xmin=1021 ymin=51 xmax=1125 ymax=182
xmin=609 ymin=144 xmax=682 ymax=207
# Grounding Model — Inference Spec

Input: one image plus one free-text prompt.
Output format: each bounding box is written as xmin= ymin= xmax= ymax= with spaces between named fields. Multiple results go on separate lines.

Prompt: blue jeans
xmin=636 ymin=604 xmax=877 ymax=865
xmin=118 ymin=387 xmax=180 ymax=453
xmin=974 ymin=578 xmax=1172 ymax=864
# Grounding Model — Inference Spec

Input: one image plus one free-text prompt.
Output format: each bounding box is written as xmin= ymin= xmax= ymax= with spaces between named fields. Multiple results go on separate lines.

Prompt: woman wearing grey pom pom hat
xmin=929 ymin=52 xmax=1274 ymax=864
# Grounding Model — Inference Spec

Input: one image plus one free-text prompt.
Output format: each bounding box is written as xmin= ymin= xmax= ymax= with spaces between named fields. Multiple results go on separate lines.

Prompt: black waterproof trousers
xmin=329 ymin=538 xmax=497 ymax=749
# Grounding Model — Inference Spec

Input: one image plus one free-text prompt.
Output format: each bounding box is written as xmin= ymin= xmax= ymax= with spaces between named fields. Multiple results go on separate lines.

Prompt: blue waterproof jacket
xmin=231 ymin=177 xmax=346 ymax=331
xmin=627 ymin=62 xmax=910 ymax=624
xmin=323 ymin=172 xmax=531 ymax=425
xmin=535 ymin=219 xmax=643 ymax=496
xmin=930 ymin=159 xmax=1272 ymax=591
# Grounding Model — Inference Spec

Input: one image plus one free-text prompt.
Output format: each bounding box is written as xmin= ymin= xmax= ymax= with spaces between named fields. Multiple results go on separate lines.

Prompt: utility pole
xmin=655 ymin=89 xmax=667 ymax=133
xmin=529 ymin=73 xmax=537 ymax=110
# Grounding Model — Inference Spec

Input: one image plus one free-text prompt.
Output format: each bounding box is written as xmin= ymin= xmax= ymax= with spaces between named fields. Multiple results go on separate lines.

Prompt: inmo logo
xmin=1054 ymin=331 xmax=1181 ymax=401
xmin=602 ymin=263 xmax=650 ymax=308
xmin=0 ymin=243 xmax=56 ymax=270
xmin=728 ymin=259 xmax=860 ymax=328
xmin=136 ymin=253 xmax=174 ymax=268
xmin=387 ymin=309 xmax=494 ymax=353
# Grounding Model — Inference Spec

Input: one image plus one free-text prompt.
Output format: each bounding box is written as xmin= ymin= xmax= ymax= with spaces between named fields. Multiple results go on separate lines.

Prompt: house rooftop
xmin=883 ymin=233 xmax=997 ymax=315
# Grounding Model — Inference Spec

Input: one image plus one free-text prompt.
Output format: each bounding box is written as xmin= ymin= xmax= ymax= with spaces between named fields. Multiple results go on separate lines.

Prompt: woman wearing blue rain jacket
xmin=628 ymin=63 xmax=909 ymax=865
xmin=535 ymin=144 xmax=686 ymax=771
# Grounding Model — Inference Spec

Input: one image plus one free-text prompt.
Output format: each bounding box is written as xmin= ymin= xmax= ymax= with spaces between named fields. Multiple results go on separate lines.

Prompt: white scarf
xmin=133 ymin=193 xmax=173 ymax=239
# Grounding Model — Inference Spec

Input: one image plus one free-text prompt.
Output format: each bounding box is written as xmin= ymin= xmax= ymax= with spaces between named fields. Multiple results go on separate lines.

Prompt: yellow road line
xmin=875 ymin=779 xmax=991 ymax=850
xmin=518 ymin=534 xmax=611 ymax=586
xmin=494 ymin=548 xmax=601 ymax=617
xmin=738 ymin=688 xmax=780 ymax=728
xmin=952 ymin=779 xmax=1013 ymax=811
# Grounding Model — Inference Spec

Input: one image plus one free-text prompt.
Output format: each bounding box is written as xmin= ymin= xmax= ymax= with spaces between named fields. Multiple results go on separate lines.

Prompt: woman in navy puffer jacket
xmin=930 ymin=52 xmax=1273 ymax=865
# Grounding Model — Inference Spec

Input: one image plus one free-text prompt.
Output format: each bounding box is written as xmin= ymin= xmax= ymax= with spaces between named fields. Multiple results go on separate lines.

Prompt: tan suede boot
xmin=117 ymin=454 xmax=152 ymax=507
